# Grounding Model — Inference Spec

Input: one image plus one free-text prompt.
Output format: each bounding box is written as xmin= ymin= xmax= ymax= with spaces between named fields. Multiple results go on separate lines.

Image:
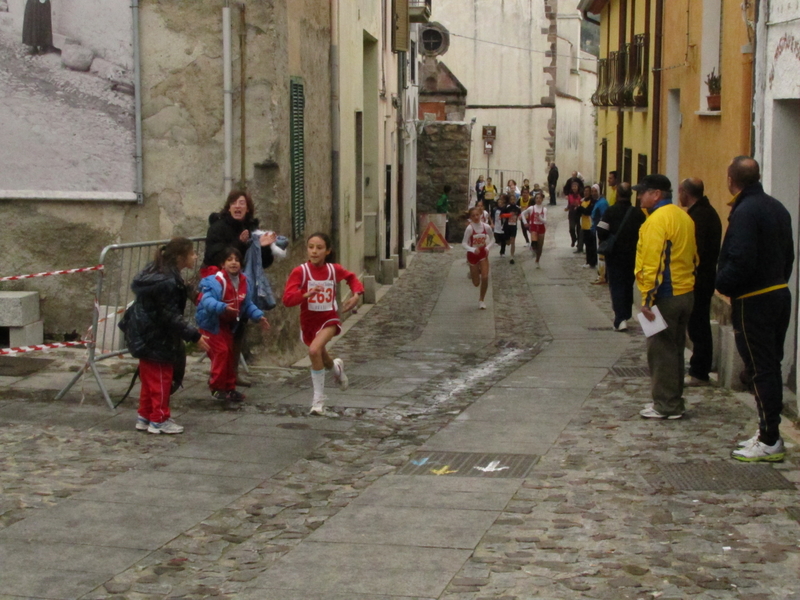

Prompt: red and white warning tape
xmin=0 ymin=340 xmax=90 ymax=356
xmin=0 ymin=265 xmax=103 ymax=282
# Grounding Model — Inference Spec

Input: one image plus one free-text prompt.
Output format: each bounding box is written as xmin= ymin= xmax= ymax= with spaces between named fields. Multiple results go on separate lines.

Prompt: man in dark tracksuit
xmin=596 ymin=183 xmax=646 ymax=331
xmin=716 ymin=157 xmax=794 ymax=462
xmin=679 ymin=179 xmax=722 ymax=385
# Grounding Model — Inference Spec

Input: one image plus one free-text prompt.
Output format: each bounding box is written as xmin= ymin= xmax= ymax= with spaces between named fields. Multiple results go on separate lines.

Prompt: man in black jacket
xmin=596 ymin=183 xmax=646 ymax=331
xmin=547 ymin=163 xmax=559 ymax=205
xmin=678 ymin=178 xmax=721 ymax=386
xmin=716 ymin=157 xmax=794 ymax=462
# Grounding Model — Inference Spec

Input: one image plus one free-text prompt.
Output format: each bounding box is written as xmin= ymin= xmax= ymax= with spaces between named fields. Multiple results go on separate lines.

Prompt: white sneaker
xmin=535 ymin=262 xmax=541 ymax=269
xmin=732 ymin=438 xmax=785 ymax=462
xmin=332 ymin=358 xmax=348 ymax=391
xmin=615 ymin=321 xmax=628 ymax=331
xmin=479 ymin=301 xmax=487 ymax=310
xmin=640 ymin=405 xmax=683 ymax=420
xmin=736 ymin=431 xmax=760 ymax=448
xmin=135 ymin=416 xmax=150 ymax=432
xmin=309 ymin=396 xmax=327 ymax=415
xmin=147 ymin=418 xmax=184 ymax=434
xmin=582 ymin=263 xmax=591 ymax=268
xmin=684 ymin=375 xmax=710 ymax=387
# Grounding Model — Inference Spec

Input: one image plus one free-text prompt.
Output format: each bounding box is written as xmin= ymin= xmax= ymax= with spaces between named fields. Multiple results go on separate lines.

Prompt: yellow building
xmin=581 ymin=0 xmax=753 ymax=216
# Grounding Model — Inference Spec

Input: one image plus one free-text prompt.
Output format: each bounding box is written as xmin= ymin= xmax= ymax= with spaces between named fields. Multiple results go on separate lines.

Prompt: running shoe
xmin=227 ymin=389 xmax=246 ymax=402
xmin=640 ymin=405 xmax=683 ymax=420
xmin=332 ymin=358 xmax=349 ymax=391
xmin=135 ymin=416 xmax=150 ymax=432
xmin=147 ymin=418 xmax=184 ymax=434
xmin=210 ymin=390 xmax=227 ymax=401
xmin=479 ymin=301 xmax=487 ymax=310
xmin=732 ymin=438 xmax=785 ymax=462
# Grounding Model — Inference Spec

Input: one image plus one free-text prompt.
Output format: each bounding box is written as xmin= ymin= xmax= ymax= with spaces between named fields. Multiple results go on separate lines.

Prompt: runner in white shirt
xmin=462 ymin=206 xmax=495 ymax=309
xmin=521 ymin=190 xmax=548 ymax=268
xmin=476 ymin=200 xmax=492 ymax=227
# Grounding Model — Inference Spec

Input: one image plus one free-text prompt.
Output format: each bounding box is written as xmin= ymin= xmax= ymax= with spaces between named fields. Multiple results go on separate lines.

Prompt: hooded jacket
xmin=121 ymin=263 xmax=201 ymax=363
xmin=195 ymin=268 xmax=264 ymax=334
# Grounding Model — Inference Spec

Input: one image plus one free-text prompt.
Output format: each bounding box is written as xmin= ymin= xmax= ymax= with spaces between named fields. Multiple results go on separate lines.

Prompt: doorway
xmin=665 ymin=89 xmax=681 ymax=193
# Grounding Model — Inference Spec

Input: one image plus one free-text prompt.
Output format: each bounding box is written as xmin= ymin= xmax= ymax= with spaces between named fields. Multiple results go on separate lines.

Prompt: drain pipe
xmin=239 ymin=2 xmax=247 ymax=187
xmin=223 ymin=1 xmax=233 ymax=194
xmin=132 ymin=0 xmax=143 ymax=203
xmin=330 ymin=0 xmax=341 ymax=258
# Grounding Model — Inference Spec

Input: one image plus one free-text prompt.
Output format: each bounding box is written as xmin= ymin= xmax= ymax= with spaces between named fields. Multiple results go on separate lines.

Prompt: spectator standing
xmin=716 ymin=157 xmax=794 ymax=462
xmin=591 ymin=185 xmax=610 ymax=284
xmin=566 ymin=181 xmax=582 ymax=251
xmin=547 ymin=163 xmax=560 ymax=205
xmin=484 ymin=177 xmax=498 ymax=215
xmin=22 ymin=0 xmax=52 ymax=54
xmin=577 ymin=185 xmax=596 ymax=267
xmin=606 ymin=171 xmax=618 ymax=206
xmin=563 ymin=171 xmax=585 ymax=197
xmin=475 ymin=175 xmax=486 ymax=207
xmin=678 ymin=178 xmax=722 ymax=386
xmin=597 ymin=183 xmax=646 ymax=331
xmin=634 ymin=174 xmax=697 ymax=420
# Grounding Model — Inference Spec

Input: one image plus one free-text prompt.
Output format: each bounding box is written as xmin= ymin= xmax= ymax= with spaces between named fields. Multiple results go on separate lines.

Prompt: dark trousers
xmin=732 ymin=288 xmax=791 ymax=445
xmin=648 ymin=292 xmax=694 ymax=416
xmin=494 ymin=232 xmax=507 ymax=256
xmin=606 ymin=258 xmax=635 ymax=327
xmin=687 ymin=286 xmax=714 ymax=381
xmin=584 ymin=229 xmax=597 ymax=267
xmin=549 ymin=184 xmax=557 ymax=205
xmin=568 ymin=209 xmax=580 ymax=247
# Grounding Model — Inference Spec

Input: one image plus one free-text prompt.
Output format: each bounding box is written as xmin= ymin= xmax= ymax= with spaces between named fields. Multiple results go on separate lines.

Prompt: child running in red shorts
xmin=282 ymin=233 xmax=363 ymax=415
xmin=462 ymin=206 xmax=495 ymax=309
xmin=521 ymin=190 xmax=548 ymax=268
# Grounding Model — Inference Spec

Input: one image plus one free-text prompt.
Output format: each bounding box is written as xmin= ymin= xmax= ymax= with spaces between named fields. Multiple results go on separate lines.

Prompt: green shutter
xmin=290 ymin=78 xmax=306 ymax=239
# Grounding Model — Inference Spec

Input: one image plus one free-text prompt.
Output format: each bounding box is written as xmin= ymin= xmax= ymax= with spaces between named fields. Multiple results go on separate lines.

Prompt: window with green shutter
xmin=290 ymin=78 xmax=306 ymax=239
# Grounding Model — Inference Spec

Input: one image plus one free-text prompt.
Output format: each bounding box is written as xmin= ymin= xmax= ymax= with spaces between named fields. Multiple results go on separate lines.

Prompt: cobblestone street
xmin=1 ymin=209 xmax=799 ymax=599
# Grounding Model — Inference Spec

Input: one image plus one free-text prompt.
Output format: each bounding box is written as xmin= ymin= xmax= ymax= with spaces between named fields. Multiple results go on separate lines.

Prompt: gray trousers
xmin=647 ymin=292 xmax=694 ymax=415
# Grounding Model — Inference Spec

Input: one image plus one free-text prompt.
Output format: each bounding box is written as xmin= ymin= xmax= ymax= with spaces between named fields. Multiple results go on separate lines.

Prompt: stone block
xmin=710 ymin=320 xmax=720 ymax=372
xmin=8 ymin=320 xmax=44 ymax=348
xmin=0 ymin=291 xmax=40 ymax=326
xmin=362 ymin=276 xmax=377 ymax=305
xmin=717 ymin=324 xmax=746 ymax=391
xmin=380 ymin=259 xmax=395 ymax=285
xmin=399 ymin=247 xmax=410 ymax=269
xmin=390 ymin=254 xmax=400 ymax=280
xmin=62 ymin=44 xmax=94 ymax=71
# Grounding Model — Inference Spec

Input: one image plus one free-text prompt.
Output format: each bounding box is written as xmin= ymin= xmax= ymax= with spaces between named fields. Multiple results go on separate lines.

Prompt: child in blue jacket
xmin=196 ymin=247 xmax=269 ymax=402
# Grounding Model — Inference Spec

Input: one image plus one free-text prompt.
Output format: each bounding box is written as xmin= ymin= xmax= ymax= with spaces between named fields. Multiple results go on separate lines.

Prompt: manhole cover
xmin=277 ymin=422 xmax=310 ymax=430
xmin=612 ymin=366 xmax=650 ymax=377
xmin=658 ymin=462 xmax=795 ymax=491
xmin=291 ymin=374 xmax=396 ymax=390
xmin=0 ymin=356 xmax=54 ymax=377
xmin=786 ymin=507 xmax=800 ymax=524
xmin=397 ymin=451 xmax=539 ymax=478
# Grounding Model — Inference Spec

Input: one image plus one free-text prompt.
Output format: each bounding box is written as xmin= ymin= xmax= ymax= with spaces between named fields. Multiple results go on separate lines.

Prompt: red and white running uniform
xmin=521 ymin=204 xmax=547 ymax=235
xmin=462 ymin=222 xmax=495 ymax=265
xmin=282 ymin=261 xmax=364 ymax=346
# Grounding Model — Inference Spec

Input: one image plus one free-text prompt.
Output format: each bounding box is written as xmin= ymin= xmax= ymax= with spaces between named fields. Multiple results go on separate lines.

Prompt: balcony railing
xmin=410 ymin=0 xmax=432 ymax=23
xmin=591 ymin=33 xmax=649 ymax=109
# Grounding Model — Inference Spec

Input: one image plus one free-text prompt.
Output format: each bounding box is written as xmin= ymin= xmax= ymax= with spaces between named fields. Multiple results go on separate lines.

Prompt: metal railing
xmin=56 ymin=237 xmax=206 ymax=410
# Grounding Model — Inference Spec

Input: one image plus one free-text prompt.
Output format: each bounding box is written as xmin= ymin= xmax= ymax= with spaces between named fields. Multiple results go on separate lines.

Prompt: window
xmin=410 ymin=40 xmax=417 ymax=84
xmin=419 ymin=24 xmax=450 ymax=56
xmin=290 ymin=78 xmax=306 ymax=239
xmin=637 ymin=154 xmax=648 ymax=185
xmin=355 ymin=111 xmax=364 ymax=223
xmin=623 ymin=148 xmax=632 ymax=185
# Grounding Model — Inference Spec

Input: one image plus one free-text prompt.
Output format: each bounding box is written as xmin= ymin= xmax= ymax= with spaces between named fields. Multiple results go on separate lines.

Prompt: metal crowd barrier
xmin=56 ymin=237 xmax=206 ymax=410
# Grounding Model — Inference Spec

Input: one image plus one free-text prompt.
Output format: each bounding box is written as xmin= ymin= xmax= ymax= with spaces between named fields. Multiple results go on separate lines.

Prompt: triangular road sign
xmin=418 ymin=220 xmax=450 ymax=251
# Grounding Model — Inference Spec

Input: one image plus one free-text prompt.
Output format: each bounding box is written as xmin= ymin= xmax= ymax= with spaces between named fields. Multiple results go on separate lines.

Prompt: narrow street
xmin=1 ymin=209 xmax=799 ymax=600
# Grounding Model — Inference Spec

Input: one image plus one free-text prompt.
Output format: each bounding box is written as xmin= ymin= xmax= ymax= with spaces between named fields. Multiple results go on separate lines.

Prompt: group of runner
xmin=465 ymin=178 xmax=548 ymax=309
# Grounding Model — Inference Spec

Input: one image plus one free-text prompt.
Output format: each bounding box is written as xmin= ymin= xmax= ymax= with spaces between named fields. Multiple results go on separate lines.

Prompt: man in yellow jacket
xmin=634 ymin=174 xmax=698 ymax=420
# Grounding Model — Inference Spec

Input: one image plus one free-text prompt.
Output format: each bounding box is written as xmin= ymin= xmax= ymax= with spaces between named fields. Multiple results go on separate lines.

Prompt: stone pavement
xmin=1 ymin=209 xmax=799 ymax=599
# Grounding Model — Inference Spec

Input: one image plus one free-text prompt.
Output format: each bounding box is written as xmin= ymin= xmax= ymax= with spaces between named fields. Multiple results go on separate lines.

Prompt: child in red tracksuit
xmin=196 ymin=248 xmax=269 ymax=402
xmin=282 ymin=232 xmax=363 ymax=416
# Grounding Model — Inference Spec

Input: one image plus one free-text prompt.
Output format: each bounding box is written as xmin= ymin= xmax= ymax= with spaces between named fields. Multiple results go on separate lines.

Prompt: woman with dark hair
xmin=202 ymin=190 xmax=280 ymax=384
xmin=22 ymin=0 xmax=52 ymax=55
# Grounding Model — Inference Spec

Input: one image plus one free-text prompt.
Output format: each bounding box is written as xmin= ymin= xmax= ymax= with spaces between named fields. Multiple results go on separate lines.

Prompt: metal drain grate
xmin=658 ymin=462 xmax=795 ymax=492
xmin=397 ymin=451 xmax=539 ymax=478
xmin=786 ymin=507 xmax=800 ymax=524
xmin=612 ymin=366 xmax=650 ymax=377
xmin=291 ymin=374 xmax=397 ymax=390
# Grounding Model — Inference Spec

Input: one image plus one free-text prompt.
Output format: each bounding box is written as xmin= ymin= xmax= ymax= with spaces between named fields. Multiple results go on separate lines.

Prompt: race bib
xmin=473 ymin=233 xmax=487 ymax=248
xmin=308 ymin=280 xmax=335 ymax=312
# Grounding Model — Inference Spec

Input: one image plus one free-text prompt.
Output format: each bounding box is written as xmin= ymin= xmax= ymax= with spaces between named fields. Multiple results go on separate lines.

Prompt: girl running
xmin=518 ymin=187 xmax=532 ymax=245
xmin=462 ymin=207 xmax=495 ymax=309
xmin=522 ymin=191 xmax=548 ymax=268
xmin=196 ymin=248 xmax=270 ymax=403
xmin=282 ymin=233 xmax=364 ymax=415
xmin=123 ymin=238 xmax=210 ymax=434
xmin=492 ymin=195 xmax=508 ymax=257
xmin=476 ymin=200 xmax=491 ymax=226
xmin=501 ymin=193 xmax=522 ymax=264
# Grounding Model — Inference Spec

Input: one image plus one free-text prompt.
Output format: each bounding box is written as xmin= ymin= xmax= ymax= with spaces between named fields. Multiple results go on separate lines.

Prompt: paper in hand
xmin=637 ymin=305 xmax=668 ymax=337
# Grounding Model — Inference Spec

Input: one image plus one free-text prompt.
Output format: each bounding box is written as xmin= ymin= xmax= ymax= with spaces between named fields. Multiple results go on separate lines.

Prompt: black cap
xmin=632 ymin=174 xmax=672 ymax=193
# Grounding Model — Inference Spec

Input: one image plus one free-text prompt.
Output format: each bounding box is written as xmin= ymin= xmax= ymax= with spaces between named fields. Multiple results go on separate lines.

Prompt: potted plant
xmin=705 ymin=68 xmax=721 ymax=111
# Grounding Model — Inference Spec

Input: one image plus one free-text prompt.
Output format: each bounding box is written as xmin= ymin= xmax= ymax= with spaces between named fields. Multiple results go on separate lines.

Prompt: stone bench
xmin=0 ymin=291 xmax=44 ymax=348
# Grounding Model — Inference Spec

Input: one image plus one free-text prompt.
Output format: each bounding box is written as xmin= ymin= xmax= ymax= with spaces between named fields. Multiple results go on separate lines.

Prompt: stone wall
xmin=416 ymin=121 xmax=470 ymax=243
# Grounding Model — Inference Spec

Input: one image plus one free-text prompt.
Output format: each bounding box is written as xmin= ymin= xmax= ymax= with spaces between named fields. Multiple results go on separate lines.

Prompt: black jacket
xmin=547 ymin=166 xmax=559 ymax=186
xmin=203 ymin=212 xmax=274 ymax=270
xmin=563 ymin=176 xmax=585 ymax=197
xmin=596 ymin=200 xmax=646 ymax=266
xmin=687 ymin=196 xmax=722 ymax=293
xmin=121 ymin=264 xmax=201 ymax=363
xmin=716 ymin=183 xmax=794 ymax=299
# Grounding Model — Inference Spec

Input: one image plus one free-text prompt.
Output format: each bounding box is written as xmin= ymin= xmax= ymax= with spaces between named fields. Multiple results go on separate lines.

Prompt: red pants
xmin=138 ymin=359 xmax=173 ymax=424
xmin=202 ymin=326 xmax=236 ymax=391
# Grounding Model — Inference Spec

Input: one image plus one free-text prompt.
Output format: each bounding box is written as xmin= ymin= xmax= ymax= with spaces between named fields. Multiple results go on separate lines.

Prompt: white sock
xmin=311 ymin=368 xmax=325 ymax=399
